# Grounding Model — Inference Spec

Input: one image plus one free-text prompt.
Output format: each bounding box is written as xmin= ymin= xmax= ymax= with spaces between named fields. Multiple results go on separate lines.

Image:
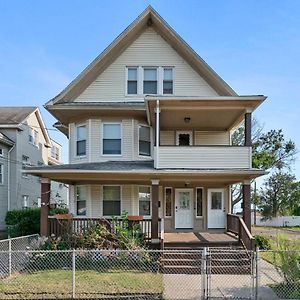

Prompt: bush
xmin=49 ymin=207 xmax=69 ymax=216
xmin=255 ymin=235 xmax=272 ymax=250
xmin=5 ymin=208 xmax=40 ymax=237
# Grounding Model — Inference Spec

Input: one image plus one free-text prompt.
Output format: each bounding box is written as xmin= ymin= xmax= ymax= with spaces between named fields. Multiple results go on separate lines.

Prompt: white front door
xmin=207 ymin=189 xmax=226 ymax=229
xmin=175 ymin=189 xmax=193 ymax=228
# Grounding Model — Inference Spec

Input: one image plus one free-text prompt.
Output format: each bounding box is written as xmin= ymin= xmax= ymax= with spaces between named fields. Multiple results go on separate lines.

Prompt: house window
xmin=139 ymin=186 xmax=151 ymax=216
xmin=51 ymin=146 xmax=59 ymax=160
xmin=103 ymin=124 xmax=121 ymax=155
xmin=196 ymin=188 xmax=203 ymax=217
xmin=76 ymin=186 xmax=87 ymax=216
xmin=143 ymin=68 xmax=157 ymax=94
xmin=22 ymin=155 xmax=30 ymax=178
xmin=163 ymin=68 xmax=173 ymax=94
xmin=127 ymin=67 xmax=138 ymax=94
xmin=22 ymin=195 xmax=29 ymax=208
xmin=139 ymin=126 xmax=151 ymax=156
xmin=165 ymin=187 xmax=172 ymax=217
xmin=103 ymin=186 xmax=121 ymax=216
xmin=76 ymin=125 xmax=86 ymax=156
xmin=29 ymin=128 xmax=38 ymax=146
xmin=0 ymin=164 xmax=3 ymax=184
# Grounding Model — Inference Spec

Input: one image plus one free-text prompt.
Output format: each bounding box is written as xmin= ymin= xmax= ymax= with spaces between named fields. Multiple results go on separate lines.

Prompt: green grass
xmin=284 ymin=226 xmax=300 ymax=232
xmin=0 ymin=269 xmax=163 ymax=298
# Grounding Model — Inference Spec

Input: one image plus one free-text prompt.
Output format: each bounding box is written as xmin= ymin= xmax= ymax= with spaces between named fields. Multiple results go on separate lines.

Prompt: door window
xmin=211 ymin=192 xmax=222 ymax=210
xmin=178 ymin=192 xmax=190 ymax=209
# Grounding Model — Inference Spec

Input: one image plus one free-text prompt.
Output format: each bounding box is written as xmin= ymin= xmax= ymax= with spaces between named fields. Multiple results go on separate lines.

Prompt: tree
xmin=259 ymin=172 xmax=300 ymax=219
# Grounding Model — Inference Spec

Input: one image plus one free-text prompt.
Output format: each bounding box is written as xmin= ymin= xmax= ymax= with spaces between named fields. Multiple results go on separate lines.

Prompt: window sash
xmin=139 ymin=126 xmax=151 ymax=156
xmin=76 ymin=126 xmax=86 ymax=156
xmin=76 ymin=186 xmax=87 ymax=216
xmin=139 ymin=186 xmax=151 ymax=216
xmin=76 ymin=140 xmax=86 ymax=156
xmin=143 ymin=68 xmax=157 ymax=94
xmin=103 ymin=186 xmax=121 ymax=216
xmin=103 ymin=124 xmax=121 ymax=155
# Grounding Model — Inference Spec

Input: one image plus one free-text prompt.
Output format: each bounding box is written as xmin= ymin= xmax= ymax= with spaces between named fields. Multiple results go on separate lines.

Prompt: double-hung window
xmin=127 ymin=67 xmax=138 ymax=94
xmin=0 ymin=164 xmax=3 ymax=184
xmin=29 ymin=128 xmax=38 ymax=146
xmin=139 ymin=126 xmax=151 ymax=156
xmin=139 ymin=186 xmax=151 ymax=216
xmin=103 ymin=124 xmax=121 ymax=155
xmin=76 ymin=125 xmax=86 ymax=156
xmin=22 ymin=155 xmax=30 ymax=178
xmin=103 ymin=186 xmax=121 ymax=216
xmin=163 ymin=68 xmax=173 ymax=94
xmin=143 ymin=68 xmax=157 ymax=94
xmin=76 ymin=186 xmax=87 ymax=216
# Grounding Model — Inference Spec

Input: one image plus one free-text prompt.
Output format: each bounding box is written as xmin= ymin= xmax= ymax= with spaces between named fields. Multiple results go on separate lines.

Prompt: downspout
xmin=7 ymin=144 xmax=16 ymax=211
xmin=156 ymin=99 xmax=160 ymax=169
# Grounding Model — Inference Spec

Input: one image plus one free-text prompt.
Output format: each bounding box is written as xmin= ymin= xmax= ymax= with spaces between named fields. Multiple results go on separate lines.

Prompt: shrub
xmin=49 ymin=207 xmax=69 ymax=216
xmin=255 ymin=235 xmax=272 ymax=250
xmin=5 ymin=208 xmax=40 ymax=237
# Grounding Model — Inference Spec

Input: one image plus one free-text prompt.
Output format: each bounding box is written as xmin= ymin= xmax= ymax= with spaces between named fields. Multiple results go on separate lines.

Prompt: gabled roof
xmin=46 ymin=6 xmax=236 ymax=107
xmin=0 ymin=106 xmax=52 ymax=147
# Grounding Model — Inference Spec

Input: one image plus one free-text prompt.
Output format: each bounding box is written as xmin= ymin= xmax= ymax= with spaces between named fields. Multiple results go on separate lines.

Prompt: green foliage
xmin=40 ymin=236 xmax=69 ymax=250
xmin=49 ymin=207 xmax=69 ymax=216
xmin=5 ymin=208 xmax=40 ymax=237
xmin=254 ymin=235 xmax=271 ymax=250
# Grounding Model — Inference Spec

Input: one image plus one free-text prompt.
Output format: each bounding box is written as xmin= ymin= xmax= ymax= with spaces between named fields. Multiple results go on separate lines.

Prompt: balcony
xmin=154 ymin=146 xmax=252 ymax=169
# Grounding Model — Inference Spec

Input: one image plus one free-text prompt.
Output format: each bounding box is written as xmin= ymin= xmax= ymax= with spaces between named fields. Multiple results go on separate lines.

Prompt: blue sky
xmin=0 ymin=0 xmax=299 ymax=179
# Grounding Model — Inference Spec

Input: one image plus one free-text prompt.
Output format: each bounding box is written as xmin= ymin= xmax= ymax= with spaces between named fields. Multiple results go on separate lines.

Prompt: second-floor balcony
xmin=154 ymin=145 xmax=252 ymax=169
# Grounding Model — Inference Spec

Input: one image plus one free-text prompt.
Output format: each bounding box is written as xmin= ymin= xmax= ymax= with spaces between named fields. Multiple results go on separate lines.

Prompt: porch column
xmin=40 ymin=178 xmax=51 ymax=237
xmin=245 ymin=112 xmax=252 ymax=147
xmin=154 ymin=100 xmax=160 ymax=168
xmin=151 ymin=179 xmax=159 ymax=245
xmin=243 ymin=181 xmax=251 ymax=232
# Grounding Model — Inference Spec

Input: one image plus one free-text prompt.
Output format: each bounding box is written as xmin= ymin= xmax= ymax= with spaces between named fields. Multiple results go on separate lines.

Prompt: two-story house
xmin=28 ymin=7 xmax=266 ymax=248
xmin=0 ymin=107 xmax=67 ymax=231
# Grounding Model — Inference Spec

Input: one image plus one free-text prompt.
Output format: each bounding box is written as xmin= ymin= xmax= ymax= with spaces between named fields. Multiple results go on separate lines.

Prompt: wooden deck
xmin=163 ymin=232 xmax=239 ymax=248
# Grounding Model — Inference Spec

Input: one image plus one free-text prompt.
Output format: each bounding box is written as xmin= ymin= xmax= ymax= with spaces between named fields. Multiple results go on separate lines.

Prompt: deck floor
xmin=164 ymin=232 xmax=238 ymax=245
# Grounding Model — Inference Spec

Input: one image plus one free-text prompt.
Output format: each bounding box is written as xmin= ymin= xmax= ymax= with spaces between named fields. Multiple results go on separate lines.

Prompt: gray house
xmin=0 ymin=107 xmax=67 ymax=231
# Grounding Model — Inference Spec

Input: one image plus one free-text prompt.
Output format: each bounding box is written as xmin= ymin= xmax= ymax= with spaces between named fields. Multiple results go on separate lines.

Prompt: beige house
xmin=28 ymin=7 xmax=266 ymax=248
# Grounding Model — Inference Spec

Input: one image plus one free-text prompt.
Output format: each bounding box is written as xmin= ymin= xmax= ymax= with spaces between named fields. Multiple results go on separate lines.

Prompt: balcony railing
xmin=154 ymin=146 xmax=252 ymax=169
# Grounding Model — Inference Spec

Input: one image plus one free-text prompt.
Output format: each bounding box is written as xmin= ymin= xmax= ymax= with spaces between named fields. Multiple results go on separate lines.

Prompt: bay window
xmin=76 ymin=125 xmax=86 ymax=156
xmin=103 ymin=123 xmax=122 ymax=155
xmin=139 ymin=125 xmax=151 ymax=156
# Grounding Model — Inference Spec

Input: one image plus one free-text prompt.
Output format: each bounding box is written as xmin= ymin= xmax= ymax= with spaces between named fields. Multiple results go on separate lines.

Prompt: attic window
xmin=143 ymin=68 xmax=157 ymax=94
xmin=127 ymin=67 xmax=138 ymax=94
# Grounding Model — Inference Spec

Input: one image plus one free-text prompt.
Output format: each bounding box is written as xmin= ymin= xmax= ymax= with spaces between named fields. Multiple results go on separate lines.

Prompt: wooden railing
xmin=48 ymin=217 xmax=158 ymax=242
xmin=227 ymin=213 xmax=255 ymax=250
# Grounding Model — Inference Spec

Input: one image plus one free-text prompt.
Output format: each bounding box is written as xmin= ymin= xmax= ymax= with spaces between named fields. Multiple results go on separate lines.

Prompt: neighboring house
xmin=0 ymin=107 xmax=67 ymax=231
xmin=28 ymin=7 xmax=267 ymax=247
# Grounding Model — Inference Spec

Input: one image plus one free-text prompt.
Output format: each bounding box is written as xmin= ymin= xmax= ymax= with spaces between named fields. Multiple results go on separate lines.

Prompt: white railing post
xmin=72 ymin=249 xmax=76 ymax=298
xmin=8 ymin=239 xmax=12 ymax=277
xmin=255 ymin=248 xmax=259 ymax=300
xmin=201 ymin=247 xmax=208 ymax=299
xmin=155 ymin=99 xmax=160 ymax=169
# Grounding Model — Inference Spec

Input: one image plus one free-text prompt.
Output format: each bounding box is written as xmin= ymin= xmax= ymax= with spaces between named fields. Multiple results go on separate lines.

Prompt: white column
xmin=155 ymin=100 xmax=160 ymax=169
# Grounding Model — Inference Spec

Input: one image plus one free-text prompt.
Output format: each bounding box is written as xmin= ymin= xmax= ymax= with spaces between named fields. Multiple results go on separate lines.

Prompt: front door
xmin=175 ymin=189 xmax=193 ymax=228
xmin=207 ymin=189 xmax=226 ymax=228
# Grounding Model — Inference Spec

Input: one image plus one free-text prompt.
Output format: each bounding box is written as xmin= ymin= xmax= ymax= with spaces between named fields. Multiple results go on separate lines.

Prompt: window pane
xmin=76 ymin=186 xmax=87 ymax=201
xmin=165 ymin=188 xmax=172 ymax=217
xmin=139 ymin=186 xmax=150 ymax=216
xmin=139 ymin=126 xmax=150 ymax=142
xmin=103 ymin=124 xmax=121 ymax=139
xmin=127 ymin=81 xmax=137 ymax=94
xmin=77 ymin=126 xmax=86 ymax=140
xmin=77 ymin=200 xmax=86 ymax=215
xmin=211 ymin=192 xmax=222 ymax=210
xmin=143 ymin=81 xmax=157 ymax=94
xmin=103 ymin=186 xmax=120 ymax=201
xmin=144 ymin=68 xmax=157 ymax=80
xmin=164 ymin=68 xmax=173 ymax=80
xmin=77 ymin=140 xmax=86 ymax=156
xmin=163 ymin=81 xmax=173 ymax=94
xmin=103 ymin=201 xmax=120 ymax=216
xmin=196 ymin=188 xmax=203 ymax=217
xmin=103 ymin=139 xmax=121 ymax=154
xmin=128 ymin=68 xmax=137 ymax=80
xmin=139 ymin=201 xmax=150 ymax=216
xmin=139 ymin=141 xmax=151 ymax=156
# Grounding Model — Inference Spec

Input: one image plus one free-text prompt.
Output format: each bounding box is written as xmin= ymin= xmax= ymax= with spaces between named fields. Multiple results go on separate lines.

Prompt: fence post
xmin=201 ymin=247 xmax=207 ymax=300
xmin=255 ymin=248 xmax=259 ymax=300
xmin=72 ymin=249 xmax=76 ymax=298
xmin=8 ymin=239 xmax=12 ymax=277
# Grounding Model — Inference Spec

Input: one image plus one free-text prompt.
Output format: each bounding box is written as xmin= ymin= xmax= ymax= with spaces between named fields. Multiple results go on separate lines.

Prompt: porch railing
xmin=227 ymin=213 xmax=255 ymax=250
xmin=48 ymin=217 xmax=159 ymax=242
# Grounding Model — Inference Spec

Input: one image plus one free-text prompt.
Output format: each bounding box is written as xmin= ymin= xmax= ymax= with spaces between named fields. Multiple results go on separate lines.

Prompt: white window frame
xmin=176 ymin=130 xmax=193 ymax=146
xmin=22 ymin=155 xmax=30 ymax=178
xmin=0 ymin=163 xmax=3 ymax=184
xmin=102 ymin=122 xmax=122 ymax=156
xmin=125 ymin=66 xmax=139 ymax=96
xmin=138 ymin=185 xmax=151 ymax=218
xmin=75 ymin=124 xmax=87 ymax=158
xmin=75 ymin=185 xmax=87 ymax=216
xmin=164 ymin=187 xmax=173 ymax=218
xmin=29 ymin=128 xmax=39 ymax=147
xmin=138 ymin=124 xmax=152 ymax=157
xmin=102 ymin=185 xmax=122 ymax=217
xmin=142 ymin=67 xmax=158 ymax=95
xmin=22 ymin=195 xmax=29 ymax=208
xmin=162 ymin=67 xmax=174 ymax=95
xmin=195 ymin=187 xmax=204 ymax=218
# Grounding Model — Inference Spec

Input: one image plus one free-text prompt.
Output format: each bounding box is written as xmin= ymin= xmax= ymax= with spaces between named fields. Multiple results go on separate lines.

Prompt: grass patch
xmin=0 ymin=269 xmax=163 ymax=298
xmin=284 ymin=226 xmax=300 ymax=232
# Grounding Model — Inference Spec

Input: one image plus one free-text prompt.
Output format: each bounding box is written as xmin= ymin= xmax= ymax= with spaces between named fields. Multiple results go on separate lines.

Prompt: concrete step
xmin=161 ymin=258 xmax=202 ymax=266
xmin=162 ymin=265 xmax=202 ymax=274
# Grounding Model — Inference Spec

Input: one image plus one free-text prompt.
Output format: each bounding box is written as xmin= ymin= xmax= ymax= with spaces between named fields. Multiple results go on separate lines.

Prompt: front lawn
xmin=0 ymin=269 xmax=163 ymax=299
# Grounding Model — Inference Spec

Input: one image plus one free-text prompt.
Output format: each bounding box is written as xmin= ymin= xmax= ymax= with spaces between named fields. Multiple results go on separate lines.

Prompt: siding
xmin=194 ymin=131 xmax=230 ymax=145
xmin=156 ymin=146 xmax=252 ymax=169
xmin=75 ymin=28 xmax=218 ymax=102
xmin=160 ymin=131 xmax=174 ymax=145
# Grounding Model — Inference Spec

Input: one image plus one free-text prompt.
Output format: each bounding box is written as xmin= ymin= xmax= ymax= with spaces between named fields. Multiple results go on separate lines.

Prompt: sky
xmin=0 ymin=0 xmax=299 ymax=179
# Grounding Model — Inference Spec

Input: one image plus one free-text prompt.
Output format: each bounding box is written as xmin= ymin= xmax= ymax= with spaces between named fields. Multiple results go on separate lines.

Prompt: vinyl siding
xmin=194 ymin=131 xmax=230 ymax=145
xmin=75 ymin=28 xmax=218 ymax=102
xmin=160 ymin=131 xmax=174 ymax=145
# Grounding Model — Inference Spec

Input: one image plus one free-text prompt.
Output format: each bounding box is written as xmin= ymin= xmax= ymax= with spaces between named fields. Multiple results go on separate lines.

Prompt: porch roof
xmin=25 ymin=160 xmax=266 ymax=185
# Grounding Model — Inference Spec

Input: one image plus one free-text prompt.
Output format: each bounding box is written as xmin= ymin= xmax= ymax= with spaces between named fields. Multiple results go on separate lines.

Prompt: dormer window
xmin=143 ymin=68 xmax=157 ymax=94
xmin=127 ymin=67 xmax=138 ymax=94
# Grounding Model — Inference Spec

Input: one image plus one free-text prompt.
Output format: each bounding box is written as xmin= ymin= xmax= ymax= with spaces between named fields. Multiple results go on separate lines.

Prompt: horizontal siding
xmin=156 ymin=146 xmax=251 ymax=169
xmin=194 ymin=131 xmax=230 ymax=145
xmin=160 ymin=131 xmax=174 ymax=145
xmin=75 ymin=28 xmax=218 ymax=102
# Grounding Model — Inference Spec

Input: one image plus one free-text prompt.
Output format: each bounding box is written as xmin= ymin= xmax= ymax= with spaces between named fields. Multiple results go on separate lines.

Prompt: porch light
xmin=184 ymin=117 xmax=191 ymax=123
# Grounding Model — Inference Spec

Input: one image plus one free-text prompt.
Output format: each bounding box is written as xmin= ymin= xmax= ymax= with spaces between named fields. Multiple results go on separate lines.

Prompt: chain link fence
xmin=0 ymin=244 xmax=299 ymax=299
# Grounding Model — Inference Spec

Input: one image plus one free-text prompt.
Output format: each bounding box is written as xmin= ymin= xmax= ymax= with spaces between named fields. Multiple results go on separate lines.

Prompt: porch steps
xmin=161 ymin=246 xmax=252 ymax=275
